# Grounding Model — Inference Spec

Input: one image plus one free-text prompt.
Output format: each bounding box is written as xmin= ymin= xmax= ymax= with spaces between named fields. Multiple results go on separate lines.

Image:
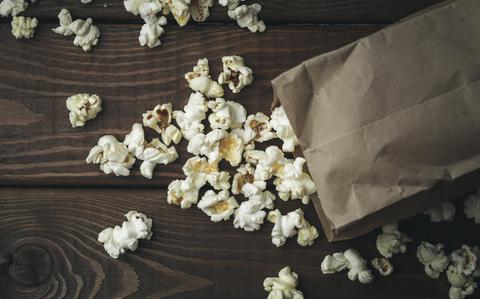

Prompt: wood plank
xmin=1 ymin=188 xmax=477 ymax=298
xmin=16 ymin=0 xmax=443 ymax=24
xmin=0 ymin=23 xmax=380 ymax=187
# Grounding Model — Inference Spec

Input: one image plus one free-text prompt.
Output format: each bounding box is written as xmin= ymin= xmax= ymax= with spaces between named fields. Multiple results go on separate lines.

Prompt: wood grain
xmin=0 ymin=23 xmax=380 ymax=187
xmin=16 ymin=0 xmax=443 ymax=24
xmin=1 ymin=188 xmax=478 ymax=299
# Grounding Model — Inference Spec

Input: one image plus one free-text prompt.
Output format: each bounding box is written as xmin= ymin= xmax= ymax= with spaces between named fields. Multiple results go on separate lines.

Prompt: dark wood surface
xmin=1 ymin=1 xmax=475 ymax=299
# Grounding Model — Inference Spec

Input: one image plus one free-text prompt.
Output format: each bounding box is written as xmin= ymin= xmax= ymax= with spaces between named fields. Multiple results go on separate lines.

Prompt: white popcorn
xmin=124 ymin=123 xmax=146 ymax=158
xmin=447 ymin=266 xmax=478 ymax=299
xmin=344 ymin=249 xmax=374 ymax=284
xmin=254 ymin=145 xmax=286 ymax=181
xmin=416 ymin=241 xmax=449 ymax=279
xmin=273 ymin=157 xmax=316 ymax=204
xmin=166 ymin=0 xmax=190 ymax=26
xmin=376 ymin=223 xmax=411 ymax=258
xmin=182 ymin=156 xmax=218 ymax=188
xmin=143 ymin=103 xmax=182 ymax=145
xmin=207 ymin=98 xmax=247 ymax=130
xmin=244 ymin=112 xmax=275 ymax=143
xmin=227 ymin=3 xmax=266 ymax=33
xmin=450 ymin=245 xmax=479 ymax=276
xmin=218 ymin=0 xmax=239 ymax=10
xmin=173 ymin=92 xmax=208 ymax=140
xmin=263 ymin=266 xmax=304 ymax=299
xmin=231 ymin=163 xmax=255 ymax=195
xmin=185 ymin=58 xmax=224 ymax=98
xmin=0 ymin=0 xmax=26 ymax=17
xmin=98 ymin=210 xmax=152 ymax=258
xmin=81 ymin=0 xmax=92 ymax=3
xmin=242 ymin=182 xmax=275 ymax=209
xmin=53 ymin=8 xmax=73 ymax=36
xmin=138 ymin=0 xmax=163 ymax=21
xmin=371 ymin=258 xmax=394 ymax=276
xmin=167 ymin=177 xmax=199 ymax=209
xmin=69 ymin=18 xmax=100 ymax=52
xmin=140 ymin=138 xmax=178 ymax=179
xmin=197 ymin=190 xmax=239 ymax=222
xmin=267 ymin=209 xmax=311 ymax=247
xmin=206 ymin=171 xmax=231 ymax=190
xmin=297 ymin=221 xmax=319 ymax=247
xmin=424 ymin=202 xmax=456 ymax=222
xmin=321 ymin=252 xmax=348 ymax=274
xmin=190 ymin=0 xmax=212 ymax=22
xmin=270 ymin=106 xmax=299 ymax=152
xmin=11 ymin=16 xmax=37 ymax=39
xmin=86 ymin=135 xmax=135 ymax=176
xmin=243 ymin=149 xmax=266 ymax=164
xmin=233 ymin=198 xmax=266 ymax=232
xmin=464 ymin=190 xmax=480 ymax=224
xmin=187 ymin=129 xmax=244 ymax=166
xmin=447 ymin=245 xmax=480 ymax=299
xmin=124 ymin=0 xmax=159 ymax=15
xmin=218 ymin=55 xmax=253 ymax=93
xmin=139 ymin=15 xmax=167 ymax=48
xmin=66 ymin=93 xmax=102 ymax=128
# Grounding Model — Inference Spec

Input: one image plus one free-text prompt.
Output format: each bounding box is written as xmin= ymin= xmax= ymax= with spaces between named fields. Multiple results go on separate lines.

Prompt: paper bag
xmin=271 ymin=0 xmax=480 ymax=241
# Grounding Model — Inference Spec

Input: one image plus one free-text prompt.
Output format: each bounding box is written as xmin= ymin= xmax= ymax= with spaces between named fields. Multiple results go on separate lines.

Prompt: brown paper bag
xmin=271 ymin=0 xmax=480 ymax=241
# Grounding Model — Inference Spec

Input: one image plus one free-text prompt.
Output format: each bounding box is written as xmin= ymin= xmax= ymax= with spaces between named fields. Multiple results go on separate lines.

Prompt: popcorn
xmin=140 ymin=138 xmax=178 ymax=179
xmin=206 ymin=171 xmax=231 ymax=190
xmin=270 ymin=106 xmax=299 ymax=152
xmin=124 ymin=123 xmax=146 ymax=158
xmin=218 ymin=55 xmax=253 ymax=93
xmin=182 ymin=156 xmax=218 ymax=188
xmin=66 ymin=93 xmax=102 ymax=128
xmin=263 ymin=266 xmax=304 ymax=299
xmin=98 ymin=210 xmax=152 ymax=258
xmin=124 ymin=0 xmax=159 ymax=15
xmin=218 ymin=0 xmax=240 ymax=10
xmin=243 ymin=149 xmax=266 ymax=164
xmin=231 ymin=128 xmax=255 ymax=151
xmin=187 ymin=129 xmax=244 ymax=166
xmin=447 ymin=245 xmax=480 ymax=299
xmin=185 ymin=58 xmax=224 ymax=98
xmin=190 ymin=0 xmax=213 ymax=22
xmin=450 ymin=245 xmax=479 ymax=276
xmin=227 ymin=3 xmax=266 ymax=33
xmin=371 ymin=258 xmax=394 ymax=276
xmin=267 ymin=208 xmax=317 ymax=247
xmin=242 ymin=182 xmax=275 ymax=209
xmin=254 ymin=145 xmax=285 ymax=181
xmin=233 ymin=198 xmax=266 ymax=232
xmin=244 ymin=112 xmax=275 ymax=143
xmin=86 ymin=135 xmax=135 ymax=176
xmin=207 ymin=98 xmax=247 ymax=130
xmin=321 ymin=252 xmax=348 ymax=274
xmin=173 ymin=92 xmax=208 ymax=140
xmin=53 ymin=8 xmax=74 ymax=36
xmin=0 ymin=0 xmax=27 ymax=17
xmin=139 ymin=15 xmax=167 ymax=48
xmin=344 ymin=249 xmax=374 ymax=284
xmin=231 ymin=163 xmax=255 ymax=195
xmin=376 ymin=223 xmax=411 ymax=258
xmin=143 ymin=103 xmax=182 ymax=145
xmin=416 ymin=241 xmax=449 ymax=279
xmin=297 ymin=221 xmax=319 ymax=247
xmin=167 ymin=177 xmax=200 ymax=209
xmin=273 ymin=157 xmax=316 ymax=204
xmin=197 ymin=190 xmax=239 ymax=222
xmin=166 ymin=0 xmax=191 ymax=26
xmin=424 ymin=202 xmax=455 ymax=222
xmin=68 ymin=17 xmax=100 ymax=52
xmin=11 ymin=16 xmax=38 ymax=39
xmin=464 ymin=190 xmax=480 ymax=224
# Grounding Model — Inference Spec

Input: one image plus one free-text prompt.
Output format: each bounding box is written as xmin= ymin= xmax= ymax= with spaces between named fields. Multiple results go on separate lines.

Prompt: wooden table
xmin=2 ymin=1 xmax=478 ymax=298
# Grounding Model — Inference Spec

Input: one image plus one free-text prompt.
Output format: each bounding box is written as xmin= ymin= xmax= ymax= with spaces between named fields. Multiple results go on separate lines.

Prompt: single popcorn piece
xmin=143 ymin=103 xmax=182 ymax=145
xmin=371 ymin=258 xmax=394 ymax=276
xmin=167 ymin=177 xmax=199 ymax=209
xmin=447 ymin=245 xmax=480 ymax=299
xmin=190 ymin=0 xmax=212 ymax=22
xmin=197 ymin=190 xmax=239 ymax=222
xmin=53 ymin=8 xmax=73 ymax=36
xmin=447 ymin=266 xmax=478 ymax=299
xmin=450 ymin=245 xmax=479 ymax=276
xmin=0 ymin=0 xmax=27 ymax=17
xmin=270 ymin=106 xmax=299 ymax=152
xmin=416 ymin=241 xmax=449 ymax=279
xmin=424 ymin=202 xmax=456 ymax=222
xmin=188 ymin=129 xmax=244 ymax=166
xmin=321 ymin=252 xmax=348 ymax=274
xmin=173 ymin=92 xmax=208 ymax=140
xmin=182 ymin=156 xmax=219 ymax=188
xmin=185 ymin=58 xmax=224 ymax=98
xmin=231 ymin=128 xmax=255 ymax=151
xmin=297 ymin=221 xmax=319 ymax=247
xmin=66 ymin=93 xmax=102 ymax=128
xmin=243 ymin=112 xmax=275 ymax=143
xmin=227 ymin=3 xmax=266 ymax=33
xmin=233 ymin=198 xmax=266 ymax=232
xmin=464 ymin=190 xmax=480 ymax=224
xmin=263 ymin=266 xmax=304 ymax=299
xmin=376 ymin=223 xmax=411 ymax=258
xmin=124 ymin=123 xmax=146 ymax=158
xmin=243 ymin=149 xmax=266 ymax=165
xmin=218 ymin=0 xmax=240 ymax=10
xmin=97 ymin=210 xmax=152 ymax=258
xmin=218 ymin=55 xmax=253 ymax=93
xmin=267 ymin=208 xmax=314 ymax=247
xmin=207 ymin=98 xmax=247 ymax=130
xmin=139 ymin=15 xmax=167 ymax=48
xmin=344 ymin=249 xmax=375 ymax=284
xmin=124 ymin=0 xmax=159 ymax=15
xmin=231 ymin=163 xmax=255 ymax=195
xmin=206 ymin=171 xmax=231 ymax=190
xmin=140 ymin=138 xmax=178 ymax=179
xmin=273 ymin=157 xmax=316 ymax=204
xmin=69 ymin=17 xmax=100 ymax=52
xmin=254 ymin=145 xmax=286 ymax=181
xmin=242 ymin=181 xmax=275 ymax=209
xmin=11 ymin=16 xmax=38 ymax=39
xmin=86 ymin=135 xmax=135 ymax=176
xmin=166 ymin=0 xmax=191 ymax=26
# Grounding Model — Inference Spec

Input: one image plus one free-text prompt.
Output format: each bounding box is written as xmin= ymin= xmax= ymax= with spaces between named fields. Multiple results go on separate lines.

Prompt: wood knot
xmin=8 ymin=244 xmax=53 ymax=287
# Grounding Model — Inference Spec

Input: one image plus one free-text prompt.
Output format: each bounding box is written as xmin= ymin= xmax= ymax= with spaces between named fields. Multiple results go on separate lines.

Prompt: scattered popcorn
xmin=263 ymin=266 xmax=304 ymax=299
xmin=464 ymin=190 xmax=480 ymax=224
xmin=53 ymin=8 xmax=73 ymax=36
xmin=267 ymin=208 xmax=314 ymax=247
xmin=218 ymin=55 xmax=253 ymax=93
xmin=233 ymin=197 xmax=266 ymax=232
xmin=244 ymin=112 xmax=275 ymax=143
xmin=11 ymin=16 xmax=37 ymax=39
xmin=197 ymin=190 xmax=239 ymax=222
xmin=270 ymin=106 xmax=299 ymax=152
xmin=273 ymin=157 xmax=316 ymax=204
xmin=69 ymin=17 xmax=100 ymax=52
xmin=187 ymin=129 xmax=244 ymax=166
xmin=0 ymin=0 xmax=26 ymax=17
xmin=166 ymin=0 xmax=190 ymax=26
xmin=424 ymin=202 xmax=455 ymax=222
xmin=207 ymin=98 xmax=247 ymax=130
xmin=167 ymin=177 xmax=200 ymax=209
xmin=344 ymin=249 xmax=375 ymax=284
xmin=231 ymin=163 xmax=255 ymax=195
xmin=376 ymin=223 xmax=411 ymax=258
xmin=185 ymin=58 xmax=224 ymax=98
xmin=140 ymin=138 xmax=178 ymax=179
xmin=66 ymin=93 xmax=102 ymax=128
xmin=173 ymin=92 xmax=208 ymax=140
xmin=242 ymin=181 xmax=275 ymax=209
xmin=97 ymin=210 xmax=152 ymax=258
xmin=254 ymin=145 xmax=285 ymax=181
xmin=182 ymin=156 xmax=218 ymax=188
xmin=206 ymin=171 xmax=231 ymax=190
xmin=321 ymin=252 xmax=348 ymax=274
xmin=190 ymin=0 xmax=213 ymax=22
xmin=86 ymin=135 xmax=135 ymax=176
xmin=371 ymin=258 xmax=394 ymax=276
xmin=417 ymin=241 xmax=449 ymax=279
xmin=143 ymin=103 xmax=182 ymax=145
xmin=227 ymin=3 xmax=265 ymax=33
xmin=139 ymin=15 xmax=167 ymax=48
